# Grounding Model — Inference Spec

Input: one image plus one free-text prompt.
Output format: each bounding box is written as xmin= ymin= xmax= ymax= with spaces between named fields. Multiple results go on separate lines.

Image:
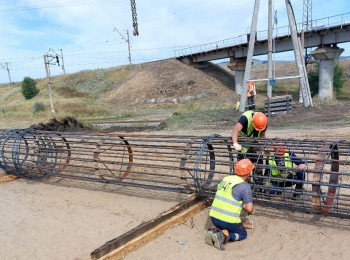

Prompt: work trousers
xmin=247 ymin=96 xmax=255 ymax=110
xmin=211 ymin=217 xmax=247 ymax=241
xmin=270 ymin=171 xmax=305 ymax=195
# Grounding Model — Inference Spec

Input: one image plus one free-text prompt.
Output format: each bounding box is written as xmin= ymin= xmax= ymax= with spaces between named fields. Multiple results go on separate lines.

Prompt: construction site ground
xmin=1 ymin=125 xmax=350 ymax=260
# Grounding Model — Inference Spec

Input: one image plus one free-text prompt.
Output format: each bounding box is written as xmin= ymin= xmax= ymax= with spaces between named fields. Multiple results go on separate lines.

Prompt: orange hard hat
xmin=273 ymin=142 xmax=287 ymax=155
xmin=252 ymin=112 xmax=267 ymax=131
xmin=234 ymin=159 xmax=255 ymax=176
xmin=249 ymin=81 xmax=255 ymax=85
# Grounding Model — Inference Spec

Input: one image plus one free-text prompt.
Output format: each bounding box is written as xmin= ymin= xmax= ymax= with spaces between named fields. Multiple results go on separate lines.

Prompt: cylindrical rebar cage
xmin=0 ymin=129 xmax=349 ymax=218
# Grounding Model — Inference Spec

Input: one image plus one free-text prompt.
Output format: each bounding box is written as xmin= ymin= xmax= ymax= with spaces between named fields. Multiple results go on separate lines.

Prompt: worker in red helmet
xmin=265 ymin=142 xmax=305 ymax=198
xmin=247 ymin=80 xmax=256 ymax=110
xmin=206 ymin=159 xmax=255 ymax=251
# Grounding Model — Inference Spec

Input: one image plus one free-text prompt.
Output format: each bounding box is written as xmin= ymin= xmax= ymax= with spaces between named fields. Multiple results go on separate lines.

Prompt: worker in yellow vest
xmin=206 ymin=159 xmax=255 ymax=250
xmin=247 ymin=80 xmax=256 ymax=110
xmin=231 ymin=111 xmax=267 ymax=186
xmin=265 ymin=142 xmax=305 ymax=198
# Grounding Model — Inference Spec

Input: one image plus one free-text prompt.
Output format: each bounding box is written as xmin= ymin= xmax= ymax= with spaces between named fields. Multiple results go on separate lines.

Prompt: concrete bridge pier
xmin=311 ymin=46 xmax=344 ymax=100
xmin=227 ymin=58 xmax=246 ymax=95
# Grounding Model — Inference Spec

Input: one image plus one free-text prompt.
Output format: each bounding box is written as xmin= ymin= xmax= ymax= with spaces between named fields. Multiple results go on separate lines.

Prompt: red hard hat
xmin=234 ymin=159 xmax=255 ymax=176
xmin=252 ymin=112 xmax=267 ymax=131
xmin=273 ymin=142 xmax=287 ymax=155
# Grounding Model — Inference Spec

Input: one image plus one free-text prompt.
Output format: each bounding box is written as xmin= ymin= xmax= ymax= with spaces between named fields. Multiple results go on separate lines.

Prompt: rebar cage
xmin=1 ymin=129 xmax=349 ymax=218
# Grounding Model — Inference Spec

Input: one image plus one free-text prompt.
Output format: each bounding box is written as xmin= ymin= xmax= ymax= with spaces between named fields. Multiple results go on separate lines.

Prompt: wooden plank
xmin=0 ymin=174 xmax=18 ymax=184
xmin=91 ymin=194 xmax=208 ymax=260
xmin=264 ymin=102 xmax=292 ymax=108
xmin=264 ymin=96 xmax=292 ymax=104
xmin=264 ymin=98 xmax=292 ymax=105
xmin=264 ymin=107 xmax=293 ymax=113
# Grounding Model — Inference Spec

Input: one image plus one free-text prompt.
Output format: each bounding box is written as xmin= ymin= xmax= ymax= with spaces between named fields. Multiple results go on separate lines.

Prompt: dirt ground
xmin=1 ymin=126 xmax=350 ymax=260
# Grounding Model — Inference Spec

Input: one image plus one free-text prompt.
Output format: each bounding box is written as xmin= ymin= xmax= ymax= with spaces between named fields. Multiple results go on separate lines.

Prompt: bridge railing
xmin=174 ymin=12 xmax=350 ymax=58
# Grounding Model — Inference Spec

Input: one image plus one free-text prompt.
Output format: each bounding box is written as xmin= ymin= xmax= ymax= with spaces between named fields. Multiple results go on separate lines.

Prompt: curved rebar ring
xmin=1 ymin=129 xmax=23 ymax=175
xmin=12 ymin=128 xmax=35 ymax=178
xmin=312 ymin=142 xmax=340 ymax=213
xmin=179 ymin=138 xmax=197 ymax=192
xmin=193 ymin=134 xmax=220 ymax=198
xmin=322 ymin=141 xmax=340 ymax=212
xmin=94 ymin=136 xmax=133 ymax=181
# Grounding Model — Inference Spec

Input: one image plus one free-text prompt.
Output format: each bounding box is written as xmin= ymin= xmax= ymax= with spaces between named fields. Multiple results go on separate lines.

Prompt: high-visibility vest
xmin=209 ymin=175 xmax=244 ymax=223
xmin=268 ymin=153 xmax=293 ymax=182
xmin=238 ymin=110 xmax=262 ymax=138
xmin=247 ymin=82 xmax=256 ymax=97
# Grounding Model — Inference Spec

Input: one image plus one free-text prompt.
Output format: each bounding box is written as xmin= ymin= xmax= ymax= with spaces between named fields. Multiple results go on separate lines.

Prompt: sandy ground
xmin=0 ymin=178 xmax=186 ymax=260
xmin=1 ymin=126 xmax=350 ymax=260
xmin=126 ymin=206 xmax=350 ymax=260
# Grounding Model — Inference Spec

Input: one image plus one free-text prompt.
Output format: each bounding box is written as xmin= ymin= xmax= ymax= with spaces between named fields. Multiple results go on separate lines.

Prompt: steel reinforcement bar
xmin=1 ymin=129 xmax=350 ymax=218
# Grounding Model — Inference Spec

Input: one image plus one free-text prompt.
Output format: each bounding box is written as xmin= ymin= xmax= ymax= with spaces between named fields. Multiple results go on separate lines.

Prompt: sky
xmin=0 ymin=0 xmax=349 ymax=84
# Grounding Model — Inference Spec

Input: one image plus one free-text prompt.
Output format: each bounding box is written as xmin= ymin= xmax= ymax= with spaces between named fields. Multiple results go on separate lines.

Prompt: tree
xmin=22 ymin=77 xmax=39 ymax=99
xmin=308 ymin=61 xmax=346 ymax=97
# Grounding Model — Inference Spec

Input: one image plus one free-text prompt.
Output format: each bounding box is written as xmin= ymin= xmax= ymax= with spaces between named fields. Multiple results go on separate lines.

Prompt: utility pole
xmin=267 ymin=0 xmax=273 ymax=98
xmin=302 ymin=0 xmax=313 ymax=68
xmin=60 ymin=49 xmax=66 ymax=74
xmin=113 ymin=28 xmax=132 ymax=65
xmin=285 ymin=0 xmax=312 ymax=107
xmin=0 ymin=62 xmax=12 ymax=85
xmin=239 ymin=0 xmax=260 ymax=112
xmin=49 ymin=48 xmax=65 ymax=75
xmin=130 ymin=0 xmax=139 ymax=36
xmin=126 ymin=30 xmax=131 ymax=65
xmin=43 ymin=54 xmax=56 ymax=114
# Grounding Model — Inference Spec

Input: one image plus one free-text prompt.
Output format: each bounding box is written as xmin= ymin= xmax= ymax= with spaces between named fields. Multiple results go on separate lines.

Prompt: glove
xmin=250 ymin=91 xmax=254 ymax=95
xmin=233 ymin=143 xmax=242 ymax=151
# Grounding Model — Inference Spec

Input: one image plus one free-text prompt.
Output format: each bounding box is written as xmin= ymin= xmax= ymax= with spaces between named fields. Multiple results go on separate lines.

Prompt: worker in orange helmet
xmin=206 ymin=159 xmax=255 ymax=250
xmin=265 ymin=142 xmax=305 ymax=198
xmin=231 ymin=111 xmax=268 ymax=153
xmin=247 ymin=80 xmax=256 ymax=110
xmin=231 ymin=111 xmax=267 ymax=186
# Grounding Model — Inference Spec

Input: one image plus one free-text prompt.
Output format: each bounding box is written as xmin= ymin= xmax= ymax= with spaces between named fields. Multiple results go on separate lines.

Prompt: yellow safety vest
xmin=238 ymin=111 xmax=262 ymax=138
xmin=268 ymin=153 xmax=293 ymax=182
xmin=209 ymin=175 xmax=244 ymax=223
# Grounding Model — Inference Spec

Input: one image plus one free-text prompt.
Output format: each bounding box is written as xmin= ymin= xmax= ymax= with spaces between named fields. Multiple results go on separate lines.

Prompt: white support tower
xmin=239 ymin=0 xmax=313 ymax=112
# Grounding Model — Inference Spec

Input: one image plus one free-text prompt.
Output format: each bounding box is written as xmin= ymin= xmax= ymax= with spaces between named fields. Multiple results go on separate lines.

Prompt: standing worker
xmin=206 ymin=159 xmax=255 ymax=250
xmin=247 ymin=80 xmax=256 ymax=110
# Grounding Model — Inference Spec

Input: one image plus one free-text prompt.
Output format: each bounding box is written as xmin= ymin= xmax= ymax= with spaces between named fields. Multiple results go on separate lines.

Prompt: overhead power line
xmin=0 ymin=0 xmax=118 ymax=12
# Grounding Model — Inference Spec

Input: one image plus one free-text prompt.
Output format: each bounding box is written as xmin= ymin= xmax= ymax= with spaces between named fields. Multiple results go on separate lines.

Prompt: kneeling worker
xmin=265 ymin=142 xmax=305 ymax=197
xmin=206 ymin=159 xmax=255 ymax=250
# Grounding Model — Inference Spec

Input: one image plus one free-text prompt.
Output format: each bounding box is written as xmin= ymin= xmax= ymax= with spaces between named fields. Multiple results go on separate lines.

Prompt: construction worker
xmin=231 ymin=111 xmax=267 ymax=186
xmin=247 ymin=80 xmax=256 ymax=110
xmin=265 ymin=142 xmax=305 ymax=198
xmin=206 ymin=159 xmax=255 ymax=250
xmin=231 ymin=111 xmax=267 ymax=152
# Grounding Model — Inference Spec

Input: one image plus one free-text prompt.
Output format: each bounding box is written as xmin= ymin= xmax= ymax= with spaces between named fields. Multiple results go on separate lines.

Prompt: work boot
xmin=211 ymin=230 xmax=228 ymax=251
xmin=205 ymin=226 xmax=218 ymax=246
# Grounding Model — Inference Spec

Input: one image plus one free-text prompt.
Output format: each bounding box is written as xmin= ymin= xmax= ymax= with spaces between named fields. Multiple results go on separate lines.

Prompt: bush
xmin=32 ymin=101 xmax=47 ymax=113
xmin=333 ymin=61 xmax=347 ymax=94
xmin=22 ymin=77 xmax=39 ymax=99
xmin=308 ymin=61 xmax=346 ymax=97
